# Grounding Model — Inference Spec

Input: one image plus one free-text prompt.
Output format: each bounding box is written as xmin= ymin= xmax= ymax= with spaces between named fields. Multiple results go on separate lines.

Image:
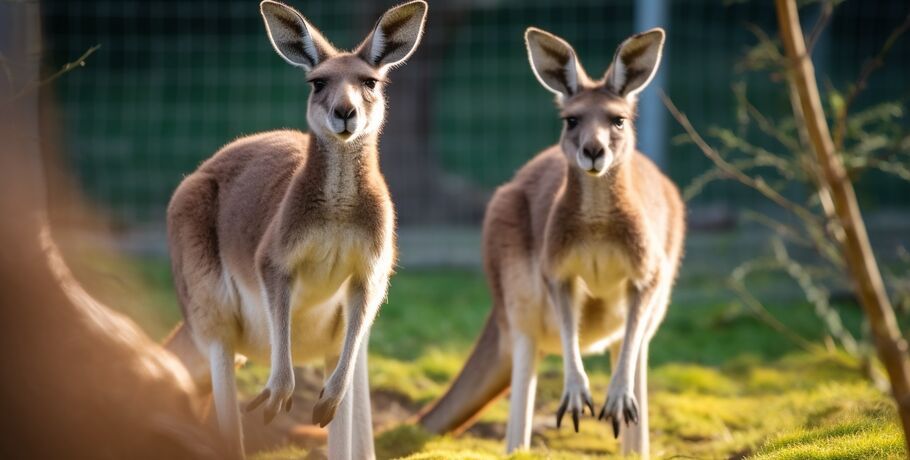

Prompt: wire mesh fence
xmin=41 ymin=0 xmax=909 ymax=233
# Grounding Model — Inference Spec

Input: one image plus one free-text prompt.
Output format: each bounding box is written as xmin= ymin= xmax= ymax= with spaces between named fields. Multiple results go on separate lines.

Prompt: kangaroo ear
xmin=260 ymin=0 xmax=336 ymax=71
xmin=525 ymin=27 xmax=587 ymax=99
xmin=605 ymin=28 xmax=665 ymax=100
xmin=356 ymin=1 xmax=428 ymax=71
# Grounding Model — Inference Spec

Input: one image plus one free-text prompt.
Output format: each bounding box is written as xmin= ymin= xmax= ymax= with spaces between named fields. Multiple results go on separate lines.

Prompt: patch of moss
xmin=369 ymin=354 xmax=451 ymax=404
xmin=250 ymin=446 xmax=308 ymax=460
xmin=376 ymin=424 xmax=434 ymax=459
xmin=651 ymin=363 xmax=739 ymax=395
xmin=752 ymin=413 xmax=904 ymax=459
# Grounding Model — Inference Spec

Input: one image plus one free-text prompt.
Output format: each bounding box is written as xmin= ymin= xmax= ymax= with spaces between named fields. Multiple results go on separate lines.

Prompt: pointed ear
xmin=260 ymin=0 xmax=336 ymax=71
xmin=605 ymin=28 xmax=665 ymax=99
xmin=525 ymin=27 xmax=586 ymax=98
xmin=356 ymin=1 xmax=428 ymax=71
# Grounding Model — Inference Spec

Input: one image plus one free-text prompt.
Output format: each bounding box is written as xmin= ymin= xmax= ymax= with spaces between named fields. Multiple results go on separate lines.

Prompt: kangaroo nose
xmin=582 ymin=143 xmax=605 ymax=160
xmin=333 ymin=104 xmax=356 ymax=121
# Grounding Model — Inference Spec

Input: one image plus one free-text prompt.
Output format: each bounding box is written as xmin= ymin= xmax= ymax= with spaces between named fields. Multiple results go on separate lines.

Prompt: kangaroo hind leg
xmin=505 ymin=331 xmax=538 ymax=453
xmin=209 ymin=340 xmax=244 ymax=459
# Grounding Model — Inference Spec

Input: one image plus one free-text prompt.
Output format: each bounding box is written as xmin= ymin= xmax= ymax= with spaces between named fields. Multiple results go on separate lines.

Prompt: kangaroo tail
xmin=164 ymin=321 xmax=212 ymax=393
xmin=417 ymin=309 xmax=512 ymax=434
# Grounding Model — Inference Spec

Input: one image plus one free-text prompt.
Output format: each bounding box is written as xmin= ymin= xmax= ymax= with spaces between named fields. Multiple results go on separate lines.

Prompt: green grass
xmin=119 ymin=259 xmax=905 ymax=459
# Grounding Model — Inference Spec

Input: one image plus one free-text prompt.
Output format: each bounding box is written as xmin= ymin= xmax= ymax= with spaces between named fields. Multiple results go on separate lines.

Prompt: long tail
xmin=417 ymin=310 xmax=512 ymax=434
xmin=164 ymin=321 xmax=212 ymax=393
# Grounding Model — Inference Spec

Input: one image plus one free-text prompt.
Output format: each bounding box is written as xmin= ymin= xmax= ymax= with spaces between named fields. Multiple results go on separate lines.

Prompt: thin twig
xmin=684 ymin=158 xmax=791 ymax=201
xmin=8 ymin=44 xmax=100 ymax=102
xmin=740 ymin=93 xmax=802 ymax=153
xmin=728 ymin=276 xmax=821 ymax=354
xmin=832 ymin=9 xmax=910 ymax=150
xmin=805 ymin=0 xmax=834 ymax=53
xmin=771 ymin=238 xmax=859 ymax=356
xmin=736 ymin=81 xmax=846 ymax=263
xmin=664 ymin=91 xmax=845 ymax=268
xmin=661 ymin=92 xmax=823 ymax=228
xmin=740 ymin=210 xmax=812 ymax=247
xmin=709 ymin=127 xmax=797 ymax=179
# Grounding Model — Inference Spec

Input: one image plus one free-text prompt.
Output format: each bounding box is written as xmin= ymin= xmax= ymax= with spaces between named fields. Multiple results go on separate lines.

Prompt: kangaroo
xmin=418 ymin=27 xmax=683 ymax=458
xmin=163 ymin=1 xmax=427 ymax=458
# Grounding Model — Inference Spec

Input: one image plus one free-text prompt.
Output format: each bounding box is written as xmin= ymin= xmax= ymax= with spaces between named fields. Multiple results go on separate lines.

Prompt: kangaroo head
xmin=525 ymin=27 xmax=664 ymax=177
xmin=261 ymin=0 xmax=427 ymax=145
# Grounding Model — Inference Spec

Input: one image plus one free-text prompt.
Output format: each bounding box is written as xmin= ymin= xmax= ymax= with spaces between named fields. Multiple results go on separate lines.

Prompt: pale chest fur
xmin=530 ymin=242 xmax=632 ymax=354
xmin=287 ymin=225 xmax=374 ymax=306
xmin=554 ymin=242 xmax=633 ymax=300
xmin=283 ymin=199 xmax=394 ymax=300
xmin=280 ymin=150 xmax=394 ymax=304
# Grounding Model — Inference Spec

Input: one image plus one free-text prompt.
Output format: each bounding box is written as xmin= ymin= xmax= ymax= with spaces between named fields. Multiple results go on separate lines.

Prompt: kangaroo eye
xmin=564 ymin=117 xmax=579 ymax=130
xmin=612 ymin=117 xmax=626 ymax=129
xmin=363 ymin=78 xmax=378 ymax=90
xmin=310 ymin=79 xmax=327 ymax=93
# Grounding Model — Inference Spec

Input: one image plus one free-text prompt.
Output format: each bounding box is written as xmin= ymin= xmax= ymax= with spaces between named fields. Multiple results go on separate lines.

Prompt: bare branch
xmin=771 ymin=238 xmax=859 ymax=355
xmin=776 ymin=0 xmax=910 ymax=448
xmin=738 ymin=91 xmax=802 ymax=153
xmin=805 ymin=0 xmax=835 ymax=53
xmin=740 ymin=210 xmax=812 ymax=247
xmin=683 ymin=158 xmax=789 ymax=201
xmin=832 ymin=9 xmax=910 ymax=150
xmin=8 ymin=44 xmax=101 ymax=102
xmin=728 ymin=260 xmax=821 ymax=354
xmin=661 ymin=92 xmax=824 ymax=229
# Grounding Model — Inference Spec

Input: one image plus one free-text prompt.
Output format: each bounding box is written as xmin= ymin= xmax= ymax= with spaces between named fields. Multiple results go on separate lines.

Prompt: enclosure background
xmin=40 ymin=0 xmax=910 ymax=263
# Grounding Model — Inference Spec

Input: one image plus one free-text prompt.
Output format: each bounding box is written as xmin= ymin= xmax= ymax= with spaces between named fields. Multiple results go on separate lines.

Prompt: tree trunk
xmin=774 ymin=0 xmax=910 ymax=453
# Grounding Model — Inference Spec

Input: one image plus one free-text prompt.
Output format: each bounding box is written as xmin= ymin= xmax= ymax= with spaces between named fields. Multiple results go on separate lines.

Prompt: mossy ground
xmin=123 ymin=261 xmax=905 ymax=460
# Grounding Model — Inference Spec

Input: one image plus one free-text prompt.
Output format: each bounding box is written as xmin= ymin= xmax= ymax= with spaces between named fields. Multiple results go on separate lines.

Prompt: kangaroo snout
xmin=582 ymin=142 xmax=605 ymax=161
xmin=331 ymin=101 xmax=358 ymax=137
xmin=577 ymin=141 xmax=610 ymax=176
xmin=333 ymin=103 xmax=356 ymax=122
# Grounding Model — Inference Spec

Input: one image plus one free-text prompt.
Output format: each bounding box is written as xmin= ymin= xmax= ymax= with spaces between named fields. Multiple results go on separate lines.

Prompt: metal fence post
xmin=635 ymin=0 xmax=668 ymax=169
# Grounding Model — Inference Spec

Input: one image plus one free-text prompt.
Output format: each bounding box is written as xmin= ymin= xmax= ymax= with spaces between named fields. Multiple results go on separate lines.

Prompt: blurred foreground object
xmin=775 ymin=0 xmax=910 ymax=452
xmin=0 ymin=2 xmax=223 ymax=458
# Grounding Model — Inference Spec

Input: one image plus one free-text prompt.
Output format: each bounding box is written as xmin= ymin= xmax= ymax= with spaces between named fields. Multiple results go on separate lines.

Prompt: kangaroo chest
xmin=286 ymin=225 xmax=371 ymax=307
xmin=556 ymin=242 xmax=633 ymax=299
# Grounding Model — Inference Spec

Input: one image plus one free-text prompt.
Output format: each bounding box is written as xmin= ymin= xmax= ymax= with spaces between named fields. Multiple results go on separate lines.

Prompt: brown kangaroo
xmin=418 ymin=27 xmax=684 ymax=459
xmin=163 ymin=2 xmax=427 ymax=459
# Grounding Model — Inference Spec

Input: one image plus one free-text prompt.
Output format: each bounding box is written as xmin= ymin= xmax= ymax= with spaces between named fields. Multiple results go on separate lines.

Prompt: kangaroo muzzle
xmin=576 ymin=139 xmax=611 ymax=176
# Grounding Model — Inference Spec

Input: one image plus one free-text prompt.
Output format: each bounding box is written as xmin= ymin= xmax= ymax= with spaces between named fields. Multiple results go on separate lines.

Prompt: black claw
xmin=584 ymin=395 xmax=595 ymax=416
xmin=313 ymin=400 xmax=333 ymax=428
xmin=625 ymin=398 xmax=639 ymax=425
xmin=556 ymin=398 xmax=567 ymax=429
xmin=572 ymin=408 xmax=579 ymax=433
xmin=598 ymin=406 xmax=606 ymax=421
xmin=612 ymin=417 xmax=620 ymax=438
xmin=245 ymin=388 xmax=270 ymax=412
xmin=285 ymin=398 xmax=293 ymax=413
xmin=264 ymin=406 xmax=277 ymax=425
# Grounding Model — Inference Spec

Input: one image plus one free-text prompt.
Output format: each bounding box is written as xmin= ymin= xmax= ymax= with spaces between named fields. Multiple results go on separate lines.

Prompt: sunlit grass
xmin=118 ymin=260 xmax=904 ymax=459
